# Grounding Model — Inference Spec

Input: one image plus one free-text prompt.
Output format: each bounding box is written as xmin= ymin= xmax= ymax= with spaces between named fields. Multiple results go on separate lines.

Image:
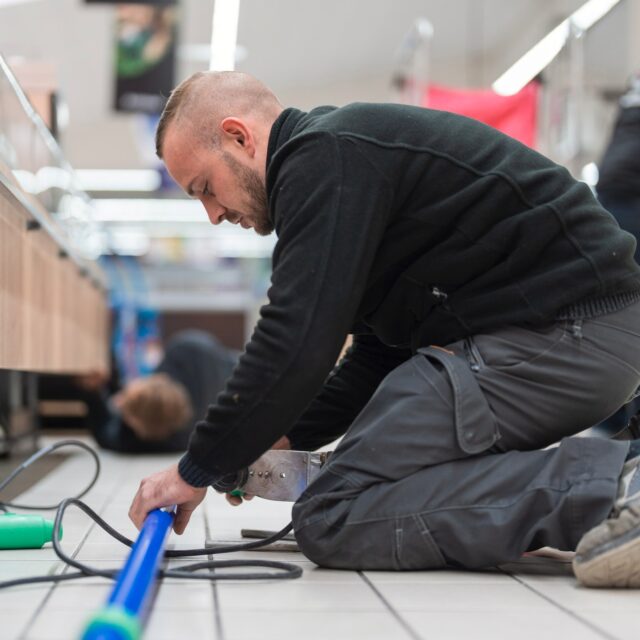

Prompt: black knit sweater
xmin=178 ymin=103 xmax=640 ymax=486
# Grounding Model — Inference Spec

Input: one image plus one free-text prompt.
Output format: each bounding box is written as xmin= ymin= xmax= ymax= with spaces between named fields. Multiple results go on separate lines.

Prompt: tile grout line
xmin=204 ymin=508 xmax=226 ymax=640
xmin=504 ymin=571 xmax=623 ymax=640
xmin=359 ymin=571 xmax=424 ymax=640
xmin=17 ymin=470 xmax=122 ymax=640
xmin=16 ymin=565 xmax=64 ymax=640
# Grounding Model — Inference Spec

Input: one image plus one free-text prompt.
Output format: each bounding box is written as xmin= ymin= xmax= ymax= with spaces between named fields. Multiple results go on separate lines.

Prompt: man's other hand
xmin=225 ymin=491 xmax=254 ymax=507
xmin=224 ymin=434 xmax=291 ymax=506
xmin=129 ymin=464 xmax=206 ymax=534
xmin=272 ymin=435 xmax=291 ymax=450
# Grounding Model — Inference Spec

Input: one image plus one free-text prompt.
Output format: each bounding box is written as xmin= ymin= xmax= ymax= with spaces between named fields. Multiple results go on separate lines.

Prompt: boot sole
xmin=573 ymin=525 xmax=640 ymax=587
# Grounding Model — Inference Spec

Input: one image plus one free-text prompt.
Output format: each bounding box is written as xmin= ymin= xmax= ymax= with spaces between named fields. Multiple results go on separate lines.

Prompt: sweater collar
xmin=266 ymin=107 xmax=304 ymax=168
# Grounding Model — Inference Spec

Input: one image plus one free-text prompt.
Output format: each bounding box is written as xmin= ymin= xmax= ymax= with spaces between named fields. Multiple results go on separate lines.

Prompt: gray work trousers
xmin=292 ymin=300 xmax=640 ymax=570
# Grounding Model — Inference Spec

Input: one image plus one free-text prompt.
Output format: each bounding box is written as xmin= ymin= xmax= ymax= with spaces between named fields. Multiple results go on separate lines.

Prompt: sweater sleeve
xmin=286 ymin=334 xmax=412 ymax=451
xmin=178 ymin=133 xmax=393 ymax=486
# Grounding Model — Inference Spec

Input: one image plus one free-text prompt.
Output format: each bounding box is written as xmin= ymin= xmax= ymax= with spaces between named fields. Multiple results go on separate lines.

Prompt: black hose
xmin=0 ymin=441 xmax=302 ymax=590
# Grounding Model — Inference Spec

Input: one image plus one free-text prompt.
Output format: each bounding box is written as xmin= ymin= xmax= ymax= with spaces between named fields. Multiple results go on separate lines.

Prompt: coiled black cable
xmin=0 ymin=440 xmax=302 ymax=590
xmin=0 ymin=439 xmax=101 ymax=510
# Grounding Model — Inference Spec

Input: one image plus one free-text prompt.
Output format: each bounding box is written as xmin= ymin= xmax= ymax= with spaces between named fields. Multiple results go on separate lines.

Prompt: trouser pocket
xmin=417 ymin=346 xmax=500 ymax=454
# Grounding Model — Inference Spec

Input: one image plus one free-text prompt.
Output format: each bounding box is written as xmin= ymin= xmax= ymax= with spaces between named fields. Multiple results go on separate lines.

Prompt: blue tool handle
xmin=81 ymin=507 xmax=174 ymax=640
xmin=108 ymin=508 xmax=173 ymax=614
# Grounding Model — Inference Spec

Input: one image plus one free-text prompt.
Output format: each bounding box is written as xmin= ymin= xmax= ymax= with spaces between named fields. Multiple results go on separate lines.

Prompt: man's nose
xmin=204 ymin=202 xmax=226 ymax=225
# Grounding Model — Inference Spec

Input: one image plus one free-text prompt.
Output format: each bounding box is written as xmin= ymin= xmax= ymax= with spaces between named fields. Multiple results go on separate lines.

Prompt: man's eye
xmin=202 ymin=183 xmax=210 ymax=196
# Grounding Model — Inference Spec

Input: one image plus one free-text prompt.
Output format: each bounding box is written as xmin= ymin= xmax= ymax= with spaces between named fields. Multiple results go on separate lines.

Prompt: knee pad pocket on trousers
xmin=416 ymin=346 xmax=500 ymax=455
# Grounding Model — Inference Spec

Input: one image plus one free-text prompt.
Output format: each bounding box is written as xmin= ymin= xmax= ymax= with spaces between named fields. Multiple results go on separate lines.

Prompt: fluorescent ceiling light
xmin=94 ymin=198 xmax=277 ymax=257
xmin=493 ymin=23 xmax=568 ymax=96
xmin=493 ymin=0 xmax=621 ymax=95
xmin=572 ymin=0 xmax=620 ymax=30
xmin=210 ymin=0 xmax=240 ymax=71
xmin=180 ymin=43 xmax=247 ymax=64
xmin=76 ymin=169 xmax=161 ymax=192
xmin=14 ymin=167 xmax=74 ymax=193
xmin=107 ymin=223 xmax=277 ymax=257
xmin=0 ymin=0 xmax=41 ymax=6
xmin=93 ymin=198 xmax=206 ymax=222
xmin=14 ymin=167 xmax=162 ymax=194
xmin=109 ymin=229 xmax=151 ymax=257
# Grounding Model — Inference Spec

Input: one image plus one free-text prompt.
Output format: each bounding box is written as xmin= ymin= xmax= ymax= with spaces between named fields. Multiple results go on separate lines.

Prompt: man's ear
xmin=220 ymin=117 xmax=256 ymax=156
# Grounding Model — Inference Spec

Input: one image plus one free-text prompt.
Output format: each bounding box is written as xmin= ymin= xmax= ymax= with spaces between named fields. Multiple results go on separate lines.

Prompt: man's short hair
xmin=155 ymin=71 xmax=283 ymax=158
xmin=156 ymin=72 xmax=206 ymax=158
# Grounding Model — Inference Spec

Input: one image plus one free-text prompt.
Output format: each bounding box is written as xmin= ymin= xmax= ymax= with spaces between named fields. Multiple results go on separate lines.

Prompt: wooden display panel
xmin=0 ymin=184 xmax=109 ymax=373
xmin=0 ymin=193 xmax=27 ymax=367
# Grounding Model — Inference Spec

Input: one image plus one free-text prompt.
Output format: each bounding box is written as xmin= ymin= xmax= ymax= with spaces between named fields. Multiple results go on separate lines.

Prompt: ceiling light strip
xmin=209 ymin=0 xmax=240 ymax=71
xmin=492 ymin=0 xmax=621 ymax=95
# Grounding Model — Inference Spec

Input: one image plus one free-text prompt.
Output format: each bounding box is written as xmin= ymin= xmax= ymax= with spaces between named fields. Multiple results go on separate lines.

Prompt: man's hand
xmin=224 ymin=435 xmax=292 ymax=507
xmin=129 ymin=464 xmax=207 ymax=535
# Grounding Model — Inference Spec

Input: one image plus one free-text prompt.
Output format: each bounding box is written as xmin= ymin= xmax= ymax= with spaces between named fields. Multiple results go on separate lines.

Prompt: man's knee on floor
xmin=292 ymin=496 xmax=448 ymax=571
xmin=293 ymin=516 xmax=383 ymax=570
xmin=291 ymin=496 xmax=345 ymax=567
xmin=291 ymin=493 xmax=390 ymax=569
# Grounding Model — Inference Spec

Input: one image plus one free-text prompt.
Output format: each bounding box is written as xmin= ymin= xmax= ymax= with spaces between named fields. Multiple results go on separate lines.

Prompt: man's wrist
xmin=178 ymin=453 xmax=220 ymax=488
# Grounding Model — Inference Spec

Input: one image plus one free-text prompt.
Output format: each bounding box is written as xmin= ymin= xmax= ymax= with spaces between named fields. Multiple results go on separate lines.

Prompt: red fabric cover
xmin=425 ymin=82 xmax=539 ymax=148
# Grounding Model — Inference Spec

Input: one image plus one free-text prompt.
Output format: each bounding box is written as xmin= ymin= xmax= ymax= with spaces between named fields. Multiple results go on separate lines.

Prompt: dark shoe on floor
xmin=573 ymin=456 xmax=640 ymax=587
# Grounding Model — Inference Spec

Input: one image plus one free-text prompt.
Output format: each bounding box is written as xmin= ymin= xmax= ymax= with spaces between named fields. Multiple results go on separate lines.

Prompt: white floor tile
xmin=153 ymin=581 xmax=215 ymax=610
xmin=26 ymin=607 xmax=98 ymax=639
xmin=0 ymin=584 xmax=53 ymax=610
xmin=221 ymin=610 xmax=411 ymax=640
xmin=0 ymin=610 xmax=36 ymax=638
xmin=144 ymin=609 xmax=219 ymax=640
xmin=44 ymin=583 xmax=111 ymax=610
xmin=373 ymin=580 xmax=556 ymax=612
xmin=401 ymin=610 xmax=606 ymax=640
xmin=365 ymin=568 xmax=514 ymax=584
xmin=577 ymin=611 xmax=640 ymax=640
xmin=217 ymin=581 xmax=385 ymax=612
xmin=0 ymin=560 xmax=64 ymax=581
xmin=519 ymin=574 xmax=640 ymax=610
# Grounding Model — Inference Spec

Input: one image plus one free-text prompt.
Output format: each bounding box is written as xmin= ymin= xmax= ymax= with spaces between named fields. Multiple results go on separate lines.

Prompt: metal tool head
xmin=239 ymin=450 xmax=329 ymax=502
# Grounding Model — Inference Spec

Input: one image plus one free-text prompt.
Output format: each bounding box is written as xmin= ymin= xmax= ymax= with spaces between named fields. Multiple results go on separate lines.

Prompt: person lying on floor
xmin=76 ymin=330 xmax=237 ymax=453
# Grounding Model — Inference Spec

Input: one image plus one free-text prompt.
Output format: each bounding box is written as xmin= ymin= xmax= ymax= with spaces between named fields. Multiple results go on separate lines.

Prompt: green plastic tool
xmin=0 ymin=512 xmax=61 ymax=549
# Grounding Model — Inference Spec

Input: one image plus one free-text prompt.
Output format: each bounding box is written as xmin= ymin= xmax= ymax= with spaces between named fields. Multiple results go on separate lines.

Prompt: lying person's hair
xmin=118 ymin=373 xmax=193 ymax=441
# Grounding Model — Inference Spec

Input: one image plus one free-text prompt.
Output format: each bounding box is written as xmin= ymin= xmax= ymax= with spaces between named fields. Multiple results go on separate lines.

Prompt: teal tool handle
xmin=0 ymin=513 xmax=60 ymax=549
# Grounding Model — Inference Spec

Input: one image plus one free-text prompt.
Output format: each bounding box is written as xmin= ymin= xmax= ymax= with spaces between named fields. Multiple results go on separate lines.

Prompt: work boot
xmin=573 ymin=455 xmax=640 ymax=587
